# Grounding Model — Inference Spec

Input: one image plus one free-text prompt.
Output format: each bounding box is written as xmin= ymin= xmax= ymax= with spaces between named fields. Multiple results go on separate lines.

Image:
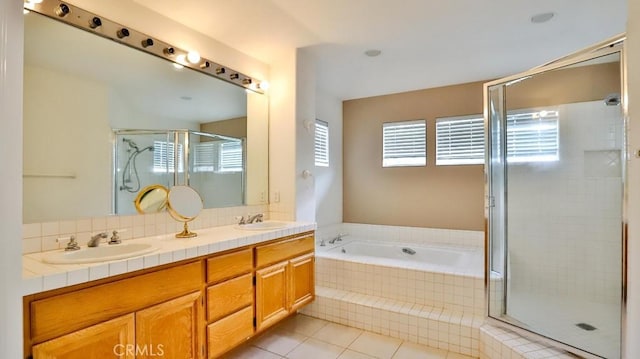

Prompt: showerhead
xmin=122 ymin=138 xmax=139 ymax=151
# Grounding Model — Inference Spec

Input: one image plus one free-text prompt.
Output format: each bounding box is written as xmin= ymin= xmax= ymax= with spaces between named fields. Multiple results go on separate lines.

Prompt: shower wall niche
xmin=114 ymin=130 xmax=245 ymax=215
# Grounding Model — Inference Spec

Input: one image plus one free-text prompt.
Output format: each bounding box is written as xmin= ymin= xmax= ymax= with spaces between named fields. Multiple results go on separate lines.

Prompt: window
xmin=436 ymin=116 xmax=484 ymax=165
xmin=219 ymin=141 xmax=243 ymax=172
xmin=434 ymin=109 xmax=559 ymax=165
xmin=315 ymin=120 xmax=329 ymax=167
xmin=193 ymin=141 xmax=243 ymax=173
xmin=507 ymin=110 xmax=559 ymax=163
xmin=382 ymin=120 xmax=426 ymax=167
xmin=153 ymin=141 xmax=183 ymax=173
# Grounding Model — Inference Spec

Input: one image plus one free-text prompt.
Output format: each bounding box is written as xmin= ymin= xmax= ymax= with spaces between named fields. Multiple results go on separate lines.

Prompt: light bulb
xmin=186 ymin=51 xmax=200 ymax=64
xmin=258 ymin=81 xmax=270 ymax=90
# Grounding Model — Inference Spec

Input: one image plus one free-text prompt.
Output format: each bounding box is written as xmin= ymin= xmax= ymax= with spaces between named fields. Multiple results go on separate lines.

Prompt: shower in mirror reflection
xmin=120 ymin=138 xmax=154 ymax=193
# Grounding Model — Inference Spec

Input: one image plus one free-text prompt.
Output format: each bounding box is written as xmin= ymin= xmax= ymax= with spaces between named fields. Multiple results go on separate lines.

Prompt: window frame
xmin=382 ymin=119 xmax=427 ymax=168
xmin=315 ymin=119 xmax=330 ymax=167
xmin=435 ymin=115 xmax=485 ymax=166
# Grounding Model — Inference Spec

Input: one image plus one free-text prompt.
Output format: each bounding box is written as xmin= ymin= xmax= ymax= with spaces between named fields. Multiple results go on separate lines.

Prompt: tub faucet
xmin=88 ymin=232 xmax=108 ymax=247
xmin=328 ymin=233 xmax=348 ymax=244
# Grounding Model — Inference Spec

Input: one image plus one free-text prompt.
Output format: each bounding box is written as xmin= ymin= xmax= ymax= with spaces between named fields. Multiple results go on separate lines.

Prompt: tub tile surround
xmin=305 ymin=223 xmax=579 ymax=358
xmin=317 ymin=223 xmax=484 ymax=249
xmin=304 ymin=223 xmax=485 ymax=357
xmin=22 ymin=218 xmax=315 ymax=295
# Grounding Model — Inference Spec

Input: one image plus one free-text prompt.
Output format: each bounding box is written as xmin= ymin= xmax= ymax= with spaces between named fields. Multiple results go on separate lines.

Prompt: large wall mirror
xmin=23 ymin=7 xmax=269 ymax=223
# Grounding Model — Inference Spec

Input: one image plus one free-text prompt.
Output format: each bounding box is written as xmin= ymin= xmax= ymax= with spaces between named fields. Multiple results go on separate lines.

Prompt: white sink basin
xmin=236 ymin=221 xmax=289 ymax=231
xmin=43 ymin=243 xmax=158 ymax=264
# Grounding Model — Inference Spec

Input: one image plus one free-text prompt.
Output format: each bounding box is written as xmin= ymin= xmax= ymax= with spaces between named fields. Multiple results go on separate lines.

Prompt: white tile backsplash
xmin=22 ymin=204 xmax=269 ymax=254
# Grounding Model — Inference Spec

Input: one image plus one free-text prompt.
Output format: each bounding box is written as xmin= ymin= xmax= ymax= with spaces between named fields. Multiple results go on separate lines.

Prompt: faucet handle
xmin=235 ymin=215 xmax=246 ymax=225
xmin=60 ymin=236 xmax=80 ymax=251
xmin=108 ymin=230 xmax=121 ymax=245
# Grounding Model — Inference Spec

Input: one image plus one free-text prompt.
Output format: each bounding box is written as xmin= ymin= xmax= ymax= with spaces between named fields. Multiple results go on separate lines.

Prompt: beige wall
xmin=344 ymin=82 xmax=486 ymax=231
xmin=343 ymin=62 xmax=620 ymax=231
xmin=200 ymin=117 xmax=247 ymax=139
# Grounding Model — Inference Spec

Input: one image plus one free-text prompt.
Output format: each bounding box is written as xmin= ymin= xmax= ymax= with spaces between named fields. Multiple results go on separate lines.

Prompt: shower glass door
xmin=486 ymin=44 xmax=625 ymax=359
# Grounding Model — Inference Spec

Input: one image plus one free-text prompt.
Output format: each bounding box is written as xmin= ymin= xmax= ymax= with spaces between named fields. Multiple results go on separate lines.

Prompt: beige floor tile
xmin=348 ymin=332 xmax=402 ymax=359
xmin=313 ymin=322 xmax=364 ymax=347
xmin=338 ymin=349 xmax=377 ymax=359
xmin=278 ymin=314 xmax=329 ymax=336
xmin=252 ymin=327 xmax=308 ymax=356
xmin=286 ymin=338 xmax=344 ymax=359
xmin=222 ymin=345 xmax=284 ymax=359
xmin=392 ymin=342 xmax=448 ymax=359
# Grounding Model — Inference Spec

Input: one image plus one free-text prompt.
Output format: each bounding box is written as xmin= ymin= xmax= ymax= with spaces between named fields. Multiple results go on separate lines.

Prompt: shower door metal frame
xmin=483 ymin=34 xmax=628 ymax=359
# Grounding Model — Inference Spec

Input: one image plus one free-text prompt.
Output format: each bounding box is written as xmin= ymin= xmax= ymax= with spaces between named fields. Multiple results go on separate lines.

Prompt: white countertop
xmin=22 ymin=221 xmax=316 ymax=296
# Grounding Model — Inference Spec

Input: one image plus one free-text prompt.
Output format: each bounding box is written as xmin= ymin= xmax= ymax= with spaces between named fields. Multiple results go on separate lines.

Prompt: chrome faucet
xmin=328 ymin=233 xmax=348 ymax=244
xmin=247 ymin=213 xmax=264 ymax=224
xmin=88 ymin=232 xmax=108 ymax=247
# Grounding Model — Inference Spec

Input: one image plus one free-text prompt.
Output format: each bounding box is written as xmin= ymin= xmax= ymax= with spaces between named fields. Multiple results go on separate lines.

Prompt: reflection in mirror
xmin=134 ymin=184 xmax=168 ymax=214
xmin=114 ymin=130 xmax=244 ymax=215
xmin=167 ymin=186 xmax=204 ymax=238
xmin=23 ymin=10 xmax=268 ymax=224
xmin=487 ymin=51 xmax=623 ymax=358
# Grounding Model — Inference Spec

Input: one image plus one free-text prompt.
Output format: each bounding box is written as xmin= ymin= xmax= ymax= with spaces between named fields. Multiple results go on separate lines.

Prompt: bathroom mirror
xmin=23 ymin=9 xmax=269 ymax=224
xmin=134 ymin=185 xmax=169 ymax=215
xmin=167 ymin=186 xmax=203 ymax=238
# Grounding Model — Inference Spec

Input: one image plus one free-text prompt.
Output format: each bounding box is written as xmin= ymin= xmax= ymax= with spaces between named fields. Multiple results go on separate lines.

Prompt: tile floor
xmin=223 ymin=314 xmax=475 ymax=359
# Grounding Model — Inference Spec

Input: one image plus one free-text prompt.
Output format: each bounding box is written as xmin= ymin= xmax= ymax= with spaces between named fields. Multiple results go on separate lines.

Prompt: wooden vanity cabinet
xmin=25 ymin=261 xmax=204 ymax=359
xmin=24 ymin=231 xmax=315 ymax=359
xmin=255 ymin=234 xmax=315 ymax=332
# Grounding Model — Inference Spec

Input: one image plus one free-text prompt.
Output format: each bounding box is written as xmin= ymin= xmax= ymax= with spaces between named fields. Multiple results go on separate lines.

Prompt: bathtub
xmin=316 ymin=239 xmax=483 ymax=277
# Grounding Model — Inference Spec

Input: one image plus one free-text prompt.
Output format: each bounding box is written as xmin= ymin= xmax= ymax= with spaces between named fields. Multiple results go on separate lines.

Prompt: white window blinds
xmin=436 ymin=116 xmax=484 ymax=165
xmin=434 ymin=109 xmax=559 ymax=165
xmin=193 ymin=142 xmax=217 ymax=172
xmin=192 ymin=141 xmax=243 ymax=173
xmin=507 ymin=110 xmax=559 ymax=163
xmin=383 ymin=120 xmax=426 ymax=167
xmin=219 ymin=141 xmax=243 ymax=172
xmin=153 ymin=141 xmax=183 ymax=173
xmin=315 ymin=120 xmax=329 ymax=167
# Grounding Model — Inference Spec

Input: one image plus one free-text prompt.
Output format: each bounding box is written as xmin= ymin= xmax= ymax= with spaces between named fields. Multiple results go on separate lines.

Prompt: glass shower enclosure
xmin=485 ymin=36 xmax=626 ymax=359
xmin=113 ymin=129 xmax=245 ymax=215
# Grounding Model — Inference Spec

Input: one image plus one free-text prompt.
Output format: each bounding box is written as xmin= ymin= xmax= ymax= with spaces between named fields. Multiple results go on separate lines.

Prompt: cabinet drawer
xmin=255 ymin=234 xmax=314 ymax=268
xmin=30 ymin=261 xmax=202 ymax=344
xmin=206 ymin=248 xmax=253 ymax=284
xmin=207 ymin=306 xmax=253 ymax=358
xmin=207 ymin=273 xmax=253 ymax=322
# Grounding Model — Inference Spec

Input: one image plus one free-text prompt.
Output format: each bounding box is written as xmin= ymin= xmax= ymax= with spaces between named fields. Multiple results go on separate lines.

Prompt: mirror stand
xmin=176 ymin=222 xmax=197 ymax=238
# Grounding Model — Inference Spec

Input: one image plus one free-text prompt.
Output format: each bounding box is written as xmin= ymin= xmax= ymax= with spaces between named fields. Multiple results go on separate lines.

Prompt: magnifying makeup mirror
xmin=134 ymin=184 xmax=169 ymax=214
xmin=167 ymin=185 xmax=203 ymax=238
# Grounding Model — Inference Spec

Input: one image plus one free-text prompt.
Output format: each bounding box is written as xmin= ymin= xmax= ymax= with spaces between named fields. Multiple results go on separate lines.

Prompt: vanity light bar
xmin=24 ymin=0 xmax=266 ymax=94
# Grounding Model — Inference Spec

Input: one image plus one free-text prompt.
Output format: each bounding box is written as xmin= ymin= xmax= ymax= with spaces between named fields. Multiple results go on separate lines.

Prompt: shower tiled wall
xmin=507 ymin=100 xmax=623 ymax=305
xmin=22 ymin=204 xmax=269 ymax=254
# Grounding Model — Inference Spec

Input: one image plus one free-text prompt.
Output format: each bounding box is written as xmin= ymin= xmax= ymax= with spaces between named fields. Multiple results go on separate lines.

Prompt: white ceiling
xmin=132 ymin=0 xmax=627 ymax=100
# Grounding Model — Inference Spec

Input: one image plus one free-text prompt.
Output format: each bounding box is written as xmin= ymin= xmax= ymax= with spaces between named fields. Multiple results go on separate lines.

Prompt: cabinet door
xmin=289 ymin=253 xmax=315 ymax=312
xmin=136 ymin=291 xmax=204 ymax=359
xmin=32 ymin=314 xmax=135 ymax=359
xmin=255 ymin=262 xmax=289 ymax=331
